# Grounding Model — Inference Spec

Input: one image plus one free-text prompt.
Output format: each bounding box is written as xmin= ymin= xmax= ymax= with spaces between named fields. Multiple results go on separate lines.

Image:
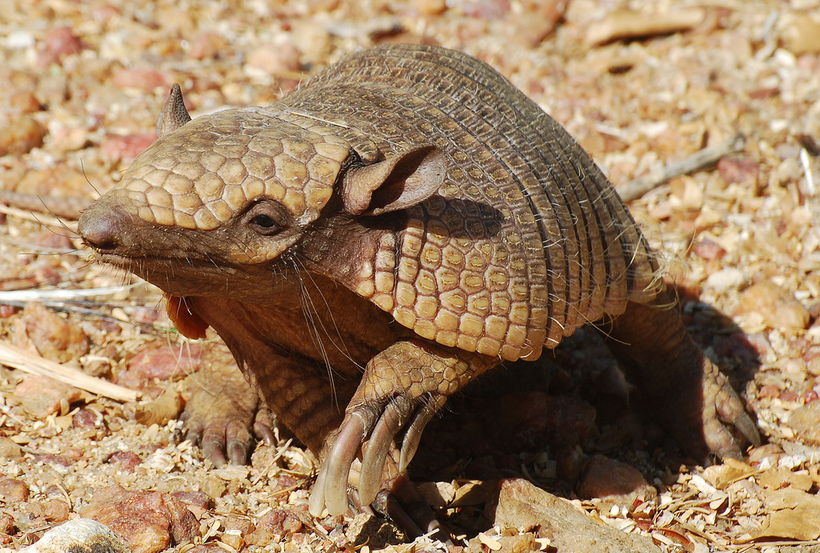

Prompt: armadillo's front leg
xmin=309 ymin=340 xmax=497 ymax=518
xmin=605 ymin=288 xmax=760 ymax=461
xmin=181 ymin=340 xmax=275 ymax=466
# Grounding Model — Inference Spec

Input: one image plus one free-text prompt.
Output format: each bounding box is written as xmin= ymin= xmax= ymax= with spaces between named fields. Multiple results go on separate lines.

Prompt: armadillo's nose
xmin=78 ymin=203 xmax=136 ymax=252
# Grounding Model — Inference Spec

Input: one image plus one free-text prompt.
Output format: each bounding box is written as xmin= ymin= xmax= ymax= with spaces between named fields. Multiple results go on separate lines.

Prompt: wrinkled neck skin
xmin=185 ymin=271 xmax=400 ymax=378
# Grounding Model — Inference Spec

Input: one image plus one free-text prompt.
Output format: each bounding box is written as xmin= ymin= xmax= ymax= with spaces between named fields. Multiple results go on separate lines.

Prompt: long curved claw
xmin=252 ymin=407 xmax=276 ymax=446
xmin=223 ymin=420 xmax=253 ymax=465
xmin=180 ymin=416 xmax=214 ymax=463
xmin=698 ymin=368 xmax=761 ymax=461
xmin=318 ymin=412 xmax=368 ymax=516
xmin=733 ymin=413 xmax=761 ymax=448
xmin=379 ymin=474 xmax=453 ymax=543
xmin=704 ymin=415 xmax=744 ymax=461
xmin=310 ymin=395 xmax=449 ymax=518
xmin=715 ymin=384 xmax=760 ymax=449
xmin=308 ymin=462 xmax=329 ymax=517
xmin=359 ymin=397 xmax=413 ymax=506
xmin=399 ymin=397 xmax=445 ymax=472
xmin=198 ymin=431 xmax=228 ymax=467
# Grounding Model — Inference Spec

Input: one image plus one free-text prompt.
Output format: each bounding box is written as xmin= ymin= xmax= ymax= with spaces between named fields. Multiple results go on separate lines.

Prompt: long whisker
xmin=292 ymin=257 xmax=360 ymax=369
xmin=287 ymin=255 xmax=338 ymax=410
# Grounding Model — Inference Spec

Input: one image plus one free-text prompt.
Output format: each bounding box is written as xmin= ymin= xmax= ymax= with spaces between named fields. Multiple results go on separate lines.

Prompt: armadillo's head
xmin=79 ymin=84 xmax=446 ymax=336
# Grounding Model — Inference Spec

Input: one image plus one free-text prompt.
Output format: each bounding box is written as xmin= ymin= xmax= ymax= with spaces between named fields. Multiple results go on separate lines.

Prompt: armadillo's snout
xmin=78 ymin=203 xmax=136 ymax=253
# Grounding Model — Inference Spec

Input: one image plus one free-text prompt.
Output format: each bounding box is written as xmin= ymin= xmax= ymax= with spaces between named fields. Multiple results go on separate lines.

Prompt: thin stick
xmin=617 ymin=133 xmax=746 ymax=202
xmin=0 ymin=285 xmax=138 ymax=303
xmin=0 ymin=204 xmax=75 ymax=230
xmin=0 ymin=191 xmax=91 ymax=220
xmin=0 ymin=341 xmax=139 ymax=403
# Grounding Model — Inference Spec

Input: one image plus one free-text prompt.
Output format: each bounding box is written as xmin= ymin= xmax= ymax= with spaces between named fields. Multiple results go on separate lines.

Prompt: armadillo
xmin=78 ymin=43 xmax=759 ymax=527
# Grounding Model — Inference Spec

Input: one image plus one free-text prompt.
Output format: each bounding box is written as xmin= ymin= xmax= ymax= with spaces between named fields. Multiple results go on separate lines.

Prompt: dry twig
xmin=618 ymin=133 xmax=746 ymax=202
xmin=0 ymin=341 xmax=138 ymax=402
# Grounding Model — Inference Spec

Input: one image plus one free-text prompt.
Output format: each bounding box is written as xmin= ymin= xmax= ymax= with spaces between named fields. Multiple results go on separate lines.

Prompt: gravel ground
xmin=1 ymin=0 xmax=820 ymax=551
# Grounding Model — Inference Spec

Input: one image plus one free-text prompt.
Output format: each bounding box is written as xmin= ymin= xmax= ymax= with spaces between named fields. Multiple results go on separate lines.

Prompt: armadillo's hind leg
xmin=602 ymin=286 xmax=760 ymax=462
xmin=309 ymin=340 xmax=497 ymax=520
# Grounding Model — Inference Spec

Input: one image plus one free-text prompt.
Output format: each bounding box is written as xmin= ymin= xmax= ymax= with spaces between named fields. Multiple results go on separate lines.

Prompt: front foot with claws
xmin=308 ymin=340 xmax=497 ymax=525
xmin=180 ymin=341 xmax=275 ymax=466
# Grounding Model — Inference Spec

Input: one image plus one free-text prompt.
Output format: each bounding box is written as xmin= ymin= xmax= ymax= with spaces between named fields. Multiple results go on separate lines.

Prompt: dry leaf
xmin=478 ymin=531 xmax=502 ymax=551
xmin=586 ymin=9 xmax=705 ymax=46
xmin=701 ymin=459 xmax=755 ymax=489
xmin=134 ymin=390 xmax=183 ymax=426
xmin=452 ymin=479 xmax=493 ymax=507
xmin=755 ymin=488 xmax=820 ymax=541
xmin=758 ymin=467 xmax=813 ymax=491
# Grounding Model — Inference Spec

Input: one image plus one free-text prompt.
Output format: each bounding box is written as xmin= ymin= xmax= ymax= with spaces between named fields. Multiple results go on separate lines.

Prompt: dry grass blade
xmin=0 ymin=341 xmax=138 ymax=402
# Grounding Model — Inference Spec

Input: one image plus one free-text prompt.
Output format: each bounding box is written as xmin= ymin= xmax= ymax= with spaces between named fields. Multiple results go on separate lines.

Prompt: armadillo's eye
xmin=251 ymin=214 xmax=277 ymax=228
xmin=244 ymin=200 xmax=288 ymax=236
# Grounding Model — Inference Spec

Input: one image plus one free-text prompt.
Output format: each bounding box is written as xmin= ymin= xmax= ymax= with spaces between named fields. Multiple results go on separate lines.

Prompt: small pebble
xmin=691 ymin=237 xmax=726 ymax=261
xmin=781 ymin=13 xmax=820 ymax=55
xmin=787 ymin=401 xmax=820 ymax=446
xmin=0 ymin=477 xmax=29 ymax=502
xmin=718 ymin=156 xmax=759 ymax=185
xmin=451 ymin=0 xmax=510 ymax=20
xmin=6 ymin=30 xmax=35 ymax=49
xmin=0 ymin=511 xmax=14 ymax=534
xmin=188 ymin=31 xmax=228 ymax=60
xmin=0 ymin=437 xmax=22 ymax=459
xmin=508 ymin=0 xmax=566 ymax=47
xmin=735 ymin=281 xmax=810 ymax=331
xmin=412 ymin=0 xmax=447 ymax=16
xmin=80 ymin=485 xmax=198 ymax=553
xmin=12 ymin=375 xmax=83 ymax=419
xmin=134 ymin=390 xmax=183 ymax=426
xmin=245 ymin=509 xmax=303 ymax=546
xmin=100 ymin=132 xmax=156 ymax=162
xmin=21 ymin=302 xmax=89 ymax=363
xmin=107 ymin=451 xmax=143 ymax=472
xmin=0 ymin=114 xmax=46 ymax=156
xmin=577 ymin=455 xmax=657 ymax=508
xmin=703 ymin=267 xmax=745 ymax=293
xmin=48 ymin=122 xmax=90 ymax=153
xmin=115 ymin=341 xmax=202 ymax=389
xmin=73 ymin=408 xmax=102 ymax=431
xmin=586 ymin=8 xmax=705 ymax=46
xmin=112 ymin=68 xmax=169 ymax=92
xmin=246 ymin=42 xmax=302 ymax=75
xmin=171 ymin=491 xmax=212 ymax=512
xmin=43 ymin=499 xmax=71 ymax=523
xmin=10 ymin=90 xmax=42 ymax=113
xmin=37 ymin=26 xmax=83 ymax=67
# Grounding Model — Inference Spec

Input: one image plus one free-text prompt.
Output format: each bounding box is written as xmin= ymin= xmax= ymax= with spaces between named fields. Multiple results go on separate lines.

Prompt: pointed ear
xmin=156 ymin=83 xmax=192 ymax=138
xmin=341 ymin=145 xmax=447 ymax=216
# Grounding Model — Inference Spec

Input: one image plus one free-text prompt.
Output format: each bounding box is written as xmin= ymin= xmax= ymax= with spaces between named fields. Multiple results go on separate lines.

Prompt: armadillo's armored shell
xmin=280 ymin=45 xmax=661 ymax=362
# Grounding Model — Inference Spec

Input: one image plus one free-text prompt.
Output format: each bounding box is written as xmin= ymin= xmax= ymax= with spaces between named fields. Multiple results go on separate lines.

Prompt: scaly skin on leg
xmin=230 ymin=347 xmax=358 ymax=455
xmin=604 ymin=287 xmax=760 ymax=461
xmin=310 ymin=339 xmax=498 ymax=518
xmin=181 ymin=340 xmax=275 ymax=466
